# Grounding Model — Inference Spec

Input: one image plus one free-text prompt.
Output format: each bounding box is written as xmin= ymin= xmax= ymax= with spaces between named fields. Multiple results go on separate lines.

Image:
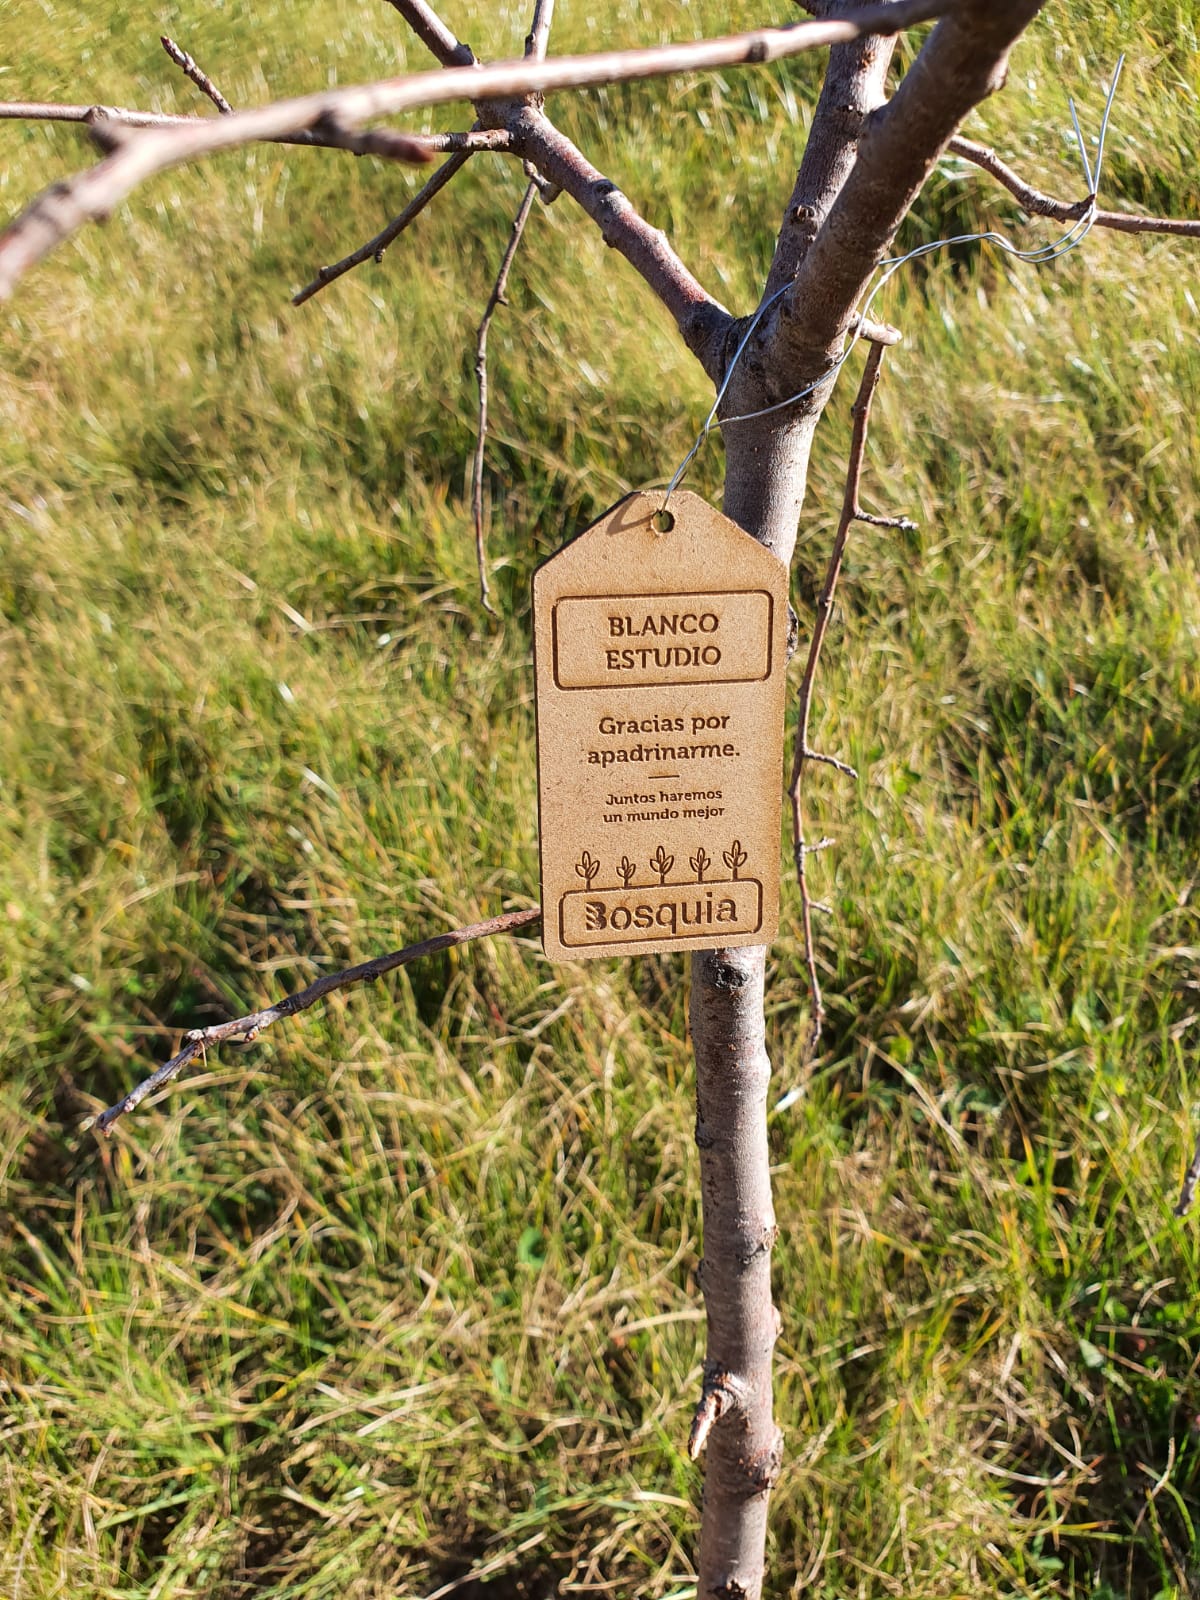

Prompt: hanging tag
xmin=533 ymin=489 xmax=789 ymax=961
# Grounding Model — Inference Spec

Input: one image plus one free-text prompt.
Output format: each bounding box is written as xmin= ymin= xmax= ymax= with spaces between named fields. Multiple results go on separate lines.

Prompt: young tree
xmin=3 ymin=3 xmax=1197 ymax=1594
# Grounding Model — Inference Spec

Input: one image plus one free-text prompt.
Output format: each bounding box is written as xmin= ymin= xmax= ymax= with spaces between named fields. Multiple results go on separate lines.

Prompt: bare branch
xmin=520 ymin=0 xmax=562 ymax=198
xmin=295 ymin=117 xmax=434 ymax=163
xmin=860 ymin=315 xmax=902 ymax=345
xmin=295 ymin=5 xmax=550 ymax=312
xmin=383 ymin=0 xmax=477 ymax=68
xmin=290 ymin=130 xmax=520 ymax=309
xmin=765 ymin=23 xmax=897 ymax=299
xmin=421 ymin=128 xmax=515 ymax=153
xmin=0 ymin=0 xmax=954 ymax=299
xmin=469 ymin=2 xmax=554 ymax=612
xmin=292 ymin=148 xmax=471 ymax=306
xmin=947 ymin=134 xmax=1200 ymax=239
xmin=160 ymin=34 xmax=234 ymax=116
xmin=0 ymin=102 xmax=232 ymax=129
xmin=512 ymin=106 xmax=728 ymax=375
xmin=804 ymin=750 xmax=858 ymax=778
xmin=788 ymin=341 xmax=911 ymax=1060
xmin=90 ymin=111 xmax=434 ymax=164
xmin=0 ymin=99 xmax=434 ymax=160
xmin=90 ymin=906 xmax=542 ymax=1136
xmin=525 ymin=0 xmax=556 ymax=70
xmin=771 ymin=0 xmax=1049 ymax=390
xmin=473 ymin=180 xmax=539 ymax=613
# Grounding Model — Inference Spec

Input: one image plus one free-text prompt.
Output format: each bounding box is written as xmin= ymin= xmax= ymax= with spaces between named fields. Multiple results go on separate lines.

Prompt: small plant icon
xmin=576 ymin=850 xmax=601 ymax=888
xmin=723 ymin=840 xmax=748 ymax=881
xmin=649 ymin=844 xmax=674 ymax=885
xmin=689 ymin=846 xmax=711 ymax=883
xmin=618 ymin=855 xmax=637 ymax=888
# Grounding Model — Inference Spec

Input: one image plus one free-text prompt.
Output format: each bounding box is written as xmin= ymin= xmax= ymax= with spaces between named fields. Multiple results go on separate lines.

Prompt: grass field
xmin=2 ymin=2 xmax=1200 ymax=1595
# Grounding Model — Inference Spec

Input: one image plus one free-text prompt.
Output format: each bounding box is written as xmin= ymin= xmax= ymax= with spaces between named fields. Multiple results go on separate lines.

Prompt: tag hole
xmin=653 ymin=509 xmax=675 ymax=534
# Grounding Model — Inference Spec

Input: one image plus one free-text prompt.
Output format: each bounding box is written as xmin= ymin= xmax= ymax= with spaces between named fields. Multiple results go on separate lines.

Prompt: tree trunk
xmin=689 ymin=411 xmax=820 ymax=1599
xmin=684 ymin=7 xmax=1045 ymax=1578
xmin=691 ymin=945 xmax=778 ymax=1598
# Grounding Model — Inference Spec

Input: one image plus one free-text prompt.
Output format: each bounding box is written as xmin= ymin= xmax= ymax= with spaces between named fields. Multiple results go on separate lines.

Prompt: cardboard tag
xmin=533 ymin=489 xmax=789 ymax=960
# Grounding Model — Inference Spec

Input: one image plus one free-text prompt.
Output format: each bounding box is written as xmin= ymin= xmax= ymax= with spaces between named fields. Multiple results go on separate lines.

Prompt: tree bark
xmin=687 ymin=410 xmax=819 ymax=1599
xmin=690 ymin=945 xmax=779 ymax=1600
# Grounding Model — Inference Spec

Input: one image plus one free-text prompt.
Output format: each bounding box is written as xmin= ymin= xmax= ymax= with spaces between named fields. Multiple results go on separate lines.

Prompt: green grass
xmin=2 ymin=1 xmax=1200 ymax=1595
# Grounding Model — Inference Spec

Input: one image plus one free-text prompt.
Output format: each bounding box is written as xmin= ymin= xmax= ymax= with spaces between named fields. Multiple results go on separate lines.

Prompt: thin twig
xmin=300 ymin=117 xmax=433 ymax=163
xmin=0 ymin=0 xmax=954 ymax=298
xmin=90 ymin=906 xmax=542 ymax=1135
xmin=421 ymin=128 xmax=514 ymax=153
xmin=292 ymin=149 xmax=471 ymax=305
xmin=788 ymin=341 xmax=914 ymax=1061
xmin=0 ymin=104 xmax=505 ymax=158
xmin=804 ymin=750 xmax=858 ymax=778
xmin=292 ymin=135 xmax=511 ymax=307
xmin=295 ymin=1 xmax=538 ymax=312
xmin=0 ymin=100 xmax=433 ymax=162
xmin=947 ymin=134 xmax=1200 ymax=239
xmin=160 ymin=35 xmax=234 ymax=116
xmin=468 ymin=0 xmax=555 ymax=612
xmin=859 ymin=316 xmax=902 ymax=346
xmin=91 ymin=112 xmax=433 ymax=164
xmin=472 ymin=180 xmax=538 ymax=612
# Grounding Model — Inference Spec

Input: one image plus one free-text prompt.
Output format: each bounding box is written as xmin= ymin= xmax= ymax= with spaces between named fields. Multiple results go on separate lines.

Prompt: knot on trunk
xmin=738 ymin=1220 xmax=779 ymax=1269
xmin=745 ymin=1425 xmax=785 ymax=1494
xmin=698 ymin=950 xmax=753 ymax=991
